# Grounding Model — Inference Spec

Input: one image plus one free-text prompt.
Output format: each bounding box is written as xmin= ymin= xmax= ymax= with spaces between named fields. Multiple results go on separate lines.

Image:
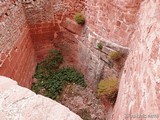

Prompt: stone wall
xmin=0 ymin=0 xmax=87 ymax=87
xmin=20 ymin=0 xmax=136 ymax=90
xmin=21 ymin=0 xmax=134 ymax=90
xmin=76 ymin=0 xmax=140 ymax=89
xmin=0 ymin=0 xmax=36 ymax=88
xmin=112 ymin=0 xmax=160 ymax=119
xmin=22 ymin=0 xmax=85 ymax=62
xmin=84 ymin=0 xmax=142 ymax=47
xmin=22 ymin=0 xmax=55 ymax=61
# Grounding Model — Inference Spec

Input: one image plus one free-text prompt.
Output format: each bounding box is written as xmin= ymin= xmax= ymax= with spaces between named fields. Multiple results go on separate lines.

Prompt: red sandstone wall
xmin=21 ymin=0 xmax=139 ymax=90
xmin=22 ymin=0 xmax=55 ymax=61
xmin=84 ymin=0 xmax=142 ymax=47
xmin=23 ymin=0 xmax=85 ymax=62
xmin=0 ymin=1 xmax=36 ymax=88
xmin=112 ymin=0 xmax=160 ymax=119
xmin=75 ymin=0 xmax=141 ymax=88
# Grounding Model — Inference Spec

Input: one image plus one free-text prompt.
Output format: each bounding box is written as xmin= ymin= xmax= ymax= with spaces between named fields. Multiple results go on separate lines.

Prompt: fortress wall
xmin=23 ymin=0 xmax=85 ymax=62
xmin=83 ymin=0 xmax=142 ymax=47
xmin=75 ymin=0 xmax=141 ymax=89
xmin=112 ymin=0 xmax=160 ymax=119
xmin=21 ymin=0 xmax=141 ymax=89
xmin=0 ymin=1 xmax=36 ymax=88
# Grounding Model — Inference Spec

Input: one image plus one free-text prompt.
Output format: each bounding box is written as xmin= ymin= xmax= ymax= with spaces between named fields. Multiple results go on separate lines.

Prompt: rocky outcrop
xmin=0 ymin=76 xmax=82 ymax=120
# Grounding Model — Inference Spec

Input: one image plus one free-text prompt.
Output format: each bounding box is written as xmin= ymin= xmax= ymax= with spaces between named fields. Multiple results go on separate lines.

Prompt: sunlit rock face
xmin=112 ymin=0 xmax=160 ymax=119
xmin=0 ymin=76 xmax=82 ymax=120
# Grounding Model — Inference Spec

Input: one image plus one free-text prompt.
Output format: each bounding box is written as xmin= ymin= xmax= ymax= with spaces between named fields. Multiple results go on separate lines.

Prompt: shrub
xmin=32 ymin=67 xmax=86 ymax=99
xmin=54 ymin=68 xmax=87 ymax=87
xmin=108 ymin=51 xmax=121 ymax=61
xmin=34 ymin=50 xmax=63 ymax=79
xmin=45 ymin=50 xmax=63 ymax=70
xmin=32 ymin=49 xmax=86 ymax=99
xmin=97 ymin=77 xmax=119 ymax=103
xmin=97 ymin=42 xmax=103 ymax=50
xmin=74 ymin=13 xmax=85 ymax=25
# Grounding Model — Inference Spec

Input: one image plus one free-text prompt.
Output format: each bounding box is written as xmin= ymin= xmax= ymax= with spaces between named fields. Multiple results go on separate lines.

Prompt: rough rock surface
xmin=0 ymin=76 xmax=82 ymax=120
xmin=57 ymin=83 xmax=107 ymax=120
xmin=0 ymin=0 xmax=36 ymax=88
xmin=112 ymin=0 xmax=160 ymax=119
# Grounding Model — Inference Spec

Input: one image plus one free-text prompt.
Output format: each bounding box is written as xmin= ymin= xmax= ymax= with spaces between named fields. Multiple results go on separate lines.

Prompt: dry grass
xmin=98 ymin=77 xmax=119 ymax=103
xmin=108 ymin=51 xmax=121 ymax=61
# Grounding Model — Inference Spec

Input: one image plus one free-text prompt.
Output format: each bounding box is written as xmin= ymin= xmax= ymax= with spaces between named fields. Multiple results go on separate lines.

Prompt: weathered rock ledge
xmin=0 ymin=76 xmax=82 ymax=120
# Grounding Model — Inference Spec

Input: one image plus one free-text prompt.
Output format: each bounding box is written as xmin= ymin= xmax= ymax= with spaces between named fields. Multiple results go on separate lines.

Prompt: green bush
xmin=108 ymin=51 xmax=121 ymax=61
xmin=32 ymin=67 xmax=86 ymax=99
xmin=97 ymin=42 xmax=103 ymax=50
xmin=34 ymin=50 xmax=63 ymax=79
xmin=97 ymin=77 xmax=119 ymax=103
xmin=32 ymin=49 xmax=86 ymax=99
xmin=44 ymin=50 xmax=63 ymax=70
xmin=74 ymin=13 xmax=85 ymax=25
